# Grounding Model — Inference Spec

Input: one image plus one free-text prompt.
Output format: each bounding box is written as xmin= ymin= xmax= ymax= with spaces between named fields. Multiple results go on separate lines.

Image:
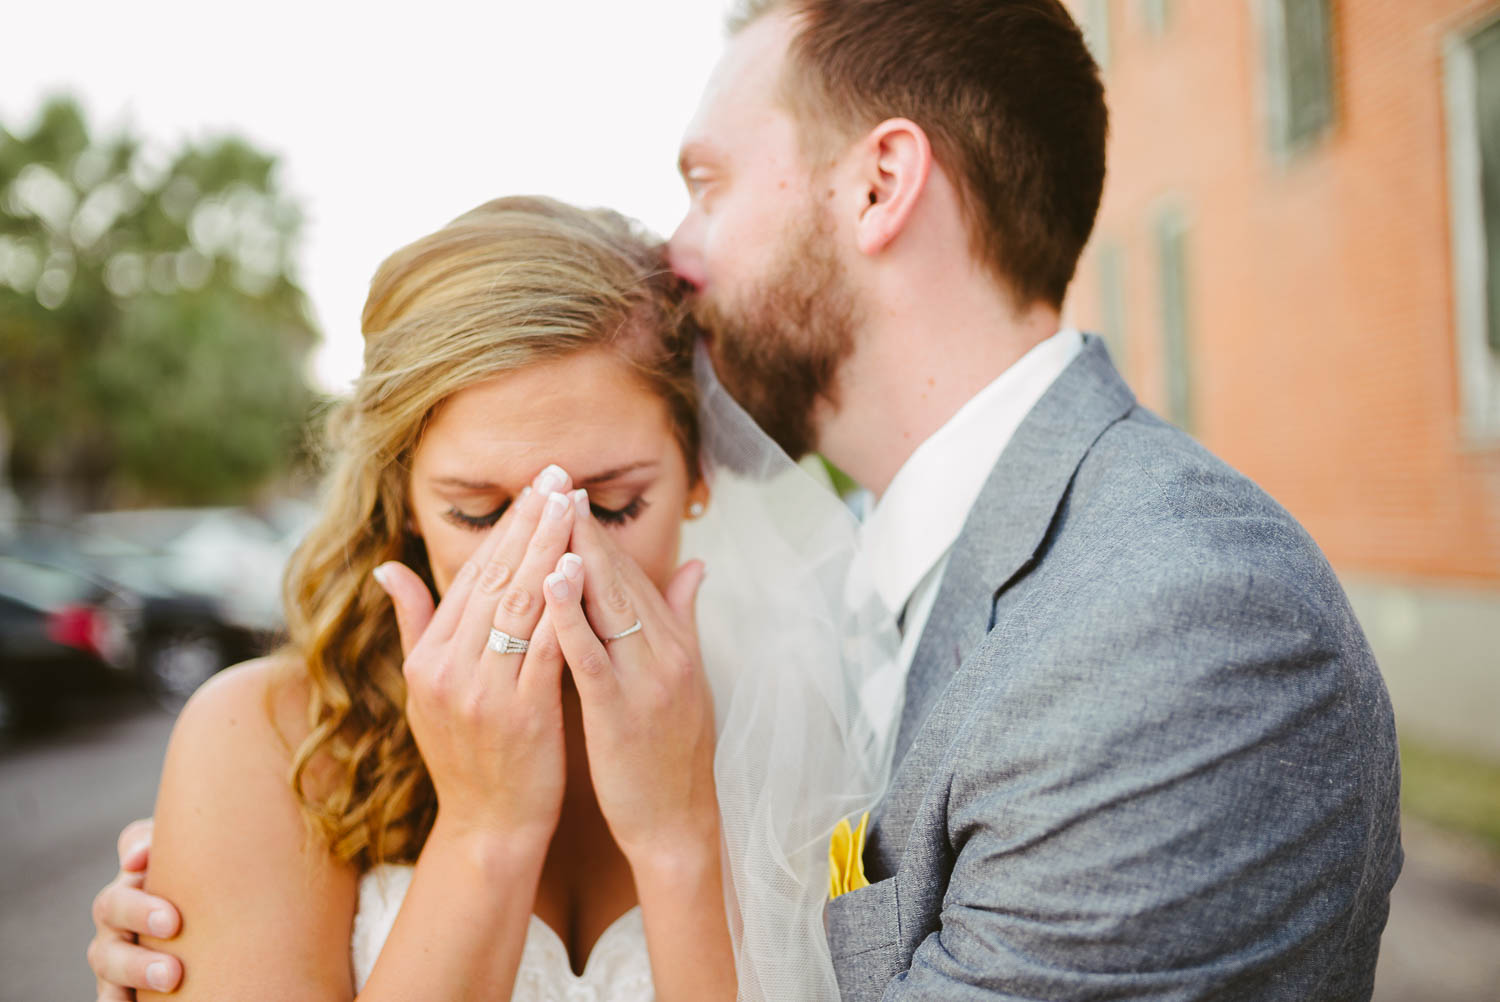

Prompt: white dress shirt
xmin=860 ymin=328 xmax=1084 ymax=720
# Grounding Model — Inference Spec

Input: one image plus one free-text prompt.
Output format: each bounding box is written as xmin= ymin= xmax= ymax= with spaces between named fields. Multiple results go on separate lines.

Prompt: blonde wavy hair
xmin=280 ymin=196 xmax=699 ymax=869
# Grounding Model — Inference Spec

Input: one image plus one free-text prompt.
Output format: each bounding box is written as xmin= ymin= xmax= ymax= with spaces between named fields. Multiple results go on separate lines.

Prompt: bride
xmin=97 ymin=195 xmax=897 ymax=1001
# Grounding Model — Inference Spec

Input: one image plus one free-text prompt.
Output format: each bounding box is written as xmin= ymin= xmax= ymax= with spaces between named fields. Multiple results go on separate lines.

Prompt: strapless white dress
xmin=351 ymin=864 xmax=655 ymax=1001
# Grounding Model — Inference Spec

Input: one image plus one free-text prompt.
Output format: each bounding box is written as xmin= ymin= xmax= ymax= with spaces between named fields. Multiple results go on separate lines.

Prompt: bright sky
xmin=1 ymin=1 xmax=729 ymax=392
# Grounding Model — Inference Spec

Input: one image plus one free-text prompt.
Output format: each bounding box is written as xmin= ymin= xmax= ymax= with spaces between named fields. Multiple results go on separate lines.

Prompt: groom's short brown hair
xmin=731 ymin=0 xmax=1107 ymax=310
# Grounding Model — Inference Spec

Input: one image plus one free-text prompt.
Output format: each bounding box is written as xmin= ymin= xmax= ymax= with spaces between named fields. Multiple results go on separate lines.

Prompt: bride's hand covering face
xmin=385 ymin=345 xmax=714 ymax=858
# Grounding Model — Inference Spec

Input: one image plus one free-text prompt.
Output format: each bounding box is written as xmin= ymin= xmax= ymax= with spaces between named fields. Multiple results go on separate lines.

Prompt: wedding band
xmin=603 ymin=619 xmax=643 ymax=643
xmin=486 ymin=629 xmax=530 ymax=655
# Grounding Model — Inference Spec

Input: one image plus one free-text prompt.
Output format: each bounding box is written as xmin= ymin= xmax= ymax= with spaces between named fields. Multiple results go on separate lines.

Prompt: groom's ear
xmin=852 ymin=117 xmax=933 ymax=257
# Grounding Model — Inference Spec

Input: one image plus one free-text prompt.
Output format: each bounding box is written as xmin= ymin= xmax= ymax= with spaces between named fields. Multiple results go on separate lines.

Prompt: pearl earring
xmin=688 ymin=501 xmax=705 ymax=518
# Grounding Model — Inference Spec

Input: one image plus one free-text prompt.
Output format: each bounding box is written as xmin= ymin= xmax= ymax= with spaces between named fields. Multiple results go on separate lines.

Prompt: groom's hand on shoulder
xmin=88 ymin=818 xmax=183 ymax=999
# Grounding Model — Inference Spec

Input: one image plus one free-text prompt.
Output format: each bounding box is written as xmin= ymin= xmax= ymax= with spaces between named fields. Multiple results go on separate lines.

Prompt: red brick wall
xmin=1064 ymin=0 xmax=1500 ymax=584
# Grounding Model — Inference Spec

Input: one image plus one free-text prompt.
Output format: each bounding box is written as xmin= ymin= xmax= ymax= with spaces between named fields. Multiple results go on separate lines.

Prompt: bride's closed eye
xmin=442 ymin=496 xmax=648 ymax=532
xmin=591 ymin=495 xmax=648 ymax=527
xmin=442 ymin=503 xmax=509 ymax=531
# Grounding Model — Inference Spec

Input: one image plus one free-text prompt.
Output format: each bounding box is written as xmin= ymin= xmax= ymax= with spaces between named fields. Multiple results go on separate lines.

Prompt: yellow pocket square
xmin=828 ymin=811 xmax=871 ymax=900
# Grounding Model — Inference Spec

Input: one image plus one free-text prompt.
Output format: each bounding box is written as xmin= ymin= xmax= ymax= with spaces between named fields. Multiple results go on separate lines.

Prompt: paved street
xmin=1 ymin=699 xmax=1497 ymax=1002
xmin=0 ymin=697 xmax=173 ymax=1002
xmin=1373 ymin=816 xmax=1500 ymax=1002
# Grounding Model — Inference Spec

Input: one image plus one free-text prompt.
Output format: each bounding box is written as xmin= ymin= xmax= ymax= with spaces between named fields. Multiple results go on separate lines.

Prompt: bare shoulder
xmin=139 ymin=652 xmax=357 ymax=999
xmin=168 ymin=652 xmax=320 ymax=763
xmin=168 ymin=652 xmax=299 ymax=745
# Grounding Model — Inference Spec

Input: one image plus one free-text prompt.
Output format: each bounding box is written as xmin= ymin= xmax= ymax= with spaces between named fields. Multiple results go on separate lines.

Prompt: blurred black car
xmin=1 ymin=517 xmax=284 ymax=713
xmin=127 ymin=584 xmax=266 ymax=709
xmin=0 ymin=552 xmax=140 ymax=724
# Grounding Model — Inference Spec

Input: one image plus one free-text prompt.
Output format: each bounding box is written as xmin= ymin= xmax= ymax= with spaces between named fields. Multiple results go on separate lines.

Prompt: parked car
xmin=76 ymin=506 xmax=314 ymax=706
xmin=2 ymin=503 xmax=313 ymax=711
xmin=132 ymin=587 xmax=264 ymax=709
xmin=0 ymin=551 xmax=140 ymax=725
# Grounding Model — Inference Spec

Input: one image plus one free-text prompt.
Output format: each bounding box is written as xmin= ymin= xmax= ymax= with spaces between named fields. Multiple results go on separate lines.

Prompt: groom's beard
xmin=689 ymin=210 xmax=858 ymax=461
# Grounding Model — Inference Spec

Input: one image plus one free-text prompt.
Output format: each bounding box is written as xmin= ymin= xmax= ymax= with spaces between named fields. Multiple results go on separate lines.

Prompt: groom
xmin=90 ymin=1 xmax=1402 ymax=999
xmin=668 ymin=4 xmax=1401 ymax=998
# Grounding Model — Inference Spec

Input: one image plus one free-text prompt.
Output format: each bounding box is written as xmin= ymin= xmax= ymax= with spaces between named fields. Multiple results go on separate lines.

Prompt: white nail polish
xmin=537 ymin=464 xmax=567 ymax=494
xmin=546 ymin=571 xmax=569 ymax=598
xmin=544 ymin=491 xmax=569 ymax=520
xmin=570 ymin=488 xmax=589 ymax=516
xmin=561 ymin=553 xmax=583 ymax=578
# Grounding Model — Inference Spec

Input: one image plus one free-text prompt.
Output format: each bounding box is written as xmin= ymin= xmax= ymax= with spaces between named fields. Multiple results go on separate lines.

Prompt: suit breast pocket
xmin=825 ymin=874 xmax=903 ymax=1000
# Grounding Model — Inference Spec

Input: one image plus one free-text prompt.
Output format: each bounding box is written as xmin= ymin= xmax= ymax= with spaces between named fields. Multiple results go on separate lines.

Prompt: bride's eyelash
xmin=442 ymin=495 xmax=648 ymax=533
xmin=591 ymin=496 xmax=648 ymax=527
xmin=442 ymin=502 xmax=508 ymax=532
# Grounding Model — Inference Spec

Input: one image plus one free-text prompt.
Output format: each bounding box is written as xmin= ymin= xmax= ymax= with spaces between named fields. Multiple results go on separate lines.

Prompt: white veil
xmin=679 ymin=346 xmax=903 ymax=1001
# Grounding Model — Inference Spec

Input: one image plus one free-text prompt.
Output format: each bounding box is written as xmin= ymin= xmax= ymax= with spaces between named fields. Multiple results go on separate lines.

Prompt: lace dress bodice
xmin=351 ymin=864 xmax=655 ymax=1001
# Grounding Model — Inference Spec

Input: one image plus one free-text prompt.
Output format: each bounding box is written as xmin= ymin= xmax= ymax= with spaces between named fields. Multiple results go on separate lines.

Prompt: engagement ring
xmin=486 ymin=629 xmax=530 ymax=655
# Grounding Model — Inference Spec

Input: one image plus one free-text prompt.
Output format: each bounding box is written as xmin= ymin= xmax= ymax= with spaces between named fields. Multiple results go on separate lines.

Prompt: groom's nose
xmin=666 ymin=218 xmax=706 ymax=291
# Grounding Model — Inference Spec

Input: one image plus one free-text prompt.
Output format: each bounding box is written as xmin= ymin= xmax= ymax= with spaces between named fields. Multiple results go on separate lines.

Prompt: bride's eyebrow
xmin=429 ymin=462 xmax=658 ymax=493
xmin=432 ymin=476 xmax=501 ymax=492
xmin=579 ymin=461 xmax=658 ymax=487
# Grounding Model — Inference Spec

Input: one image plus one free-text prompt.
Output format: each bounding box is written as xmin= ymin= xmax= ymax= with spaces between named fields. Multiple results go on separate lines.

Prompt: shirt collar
xmin=860 ymin=328 xmax=1084 ymax=617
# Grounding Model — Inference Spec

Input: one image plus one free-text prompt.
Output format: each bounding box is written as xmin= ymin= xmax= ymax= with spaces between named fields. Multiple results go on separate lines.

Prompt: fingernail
xmin=520 ymin=485 xmax=532 ymax=500
xmin=147 ymin=961 xmax=173 ymax=990
xmin=546 ymin=571 xmax=570 ymax=599
xmin=571 ymin=488 xmax=590 ymax=518
xmin=372 ymin=564 xmax=390 ymax=588
xmin=561 ymin=553 xmax=583 ymax=579
xmin=536 ymin=464 xmax=567 ymax=495
xmin=148 ymin=909 xmax=175 ymax=937
xmin=544 ymin=491 xmax=569 ymax=521
xmin=126 ymin=838 xmax=149 ymax=862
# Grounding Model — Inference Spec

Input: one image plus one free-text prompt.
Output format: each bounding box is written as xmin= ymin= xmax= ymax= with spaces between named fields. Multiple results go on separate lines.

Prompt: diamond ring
xmin=486 ymin=629 xmax=530 ymax=655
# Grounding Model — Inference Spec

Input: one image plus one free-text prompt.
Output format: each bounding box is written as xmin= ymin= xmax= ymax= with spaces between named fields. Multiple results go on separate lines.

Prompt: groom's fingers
xmin=97 ymin=981 xmax=132 ymax=1002
xmin=88 ymin=937 xmax=182 ymax=997
xmin=116 ymin=818 xmax=154 ymax=873
xmin=92 ymin=876 xmax=179 ymax=941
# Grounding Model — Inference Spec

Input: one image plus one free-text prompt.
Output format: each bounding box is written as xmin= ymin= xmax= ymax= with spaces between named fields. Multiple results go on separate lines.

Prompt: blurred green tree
xmin=0 ymin=96 xmax=319 ymax=508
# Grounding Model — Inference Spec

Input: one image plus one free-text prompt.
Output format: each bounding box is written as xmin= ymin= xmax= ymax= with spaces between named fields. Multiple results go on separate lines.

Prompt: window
xmin=1142 ymin=0 xmax=1173 ymax=37
xmin=1083 ymin=0 xmax=1112 ymax=73
xmin=1445 ymin=14 xmax=1500 ymax=439
xmin=1096 ymin=241 xmax=1128 ymax=375
xmin=1155 ymin=208 xmax=1193 ymax=432
xmin=1261 ymin=0 xmax=1337 ymax=156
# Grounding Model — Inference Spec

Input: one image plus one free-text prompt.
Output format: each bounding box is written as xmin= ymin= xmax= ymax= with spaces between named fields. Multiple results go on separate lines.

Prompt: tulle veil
xmin=680 ymin=346 xmax=903 ymax=1000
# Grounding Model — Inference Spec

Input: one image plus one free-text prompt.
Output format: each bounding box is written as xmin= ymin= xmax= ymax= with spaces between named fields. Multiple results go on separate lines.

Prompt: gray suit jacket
xmin=825 ymin=337 xmax=1402 ymax=1001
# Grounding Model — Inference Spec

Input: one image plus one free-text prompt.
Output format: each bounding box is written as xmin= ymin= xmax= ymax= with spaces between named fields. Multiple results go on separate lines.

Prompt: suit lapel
xmin=890 ymin=336 xmax=1137 ymax=770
